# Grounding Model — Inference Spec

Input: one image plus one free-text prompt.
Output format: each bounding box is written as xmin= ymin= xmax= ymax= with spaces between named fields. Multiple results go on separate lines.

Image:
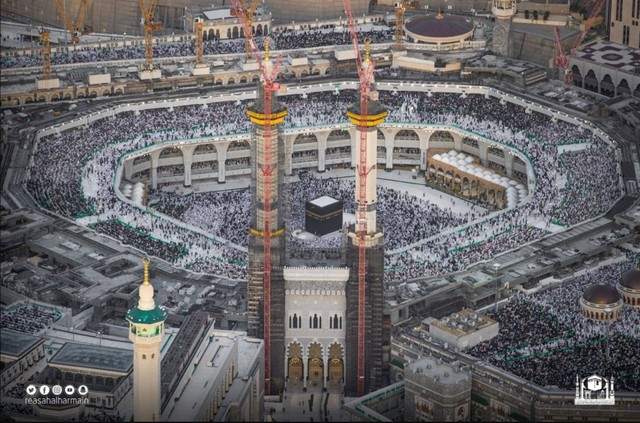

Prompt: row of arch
xmin=427 ymin=166 xmax=507 ymax=207
xmin=204 ymin=23 xmax=268 ymax=41
xmin=287 ymin=342 xmax=344 ymax=386
xmin=10 ymin=87 xmax=125 ymax=105
xmin=571 ymin=66 xmax=640 ymax=98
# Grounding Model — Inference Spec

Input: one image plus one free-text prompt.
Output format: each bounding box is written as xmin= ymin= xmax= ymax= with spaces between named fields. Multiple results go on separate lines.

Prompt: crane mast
xmin=55 ymin=0 xmax=90 ymax=44
xmin=39 ymin=28 xmax=52 ymax=79
xmin=344 ymin=0 xmax=376 ymax=396
xmin=139 ymin=0 xmax=162 ymax=70
xmin=394 ymin=1 xmax=406 ymax=50
xmin=195 ymin=19 xmax=204 ymax=65
xmin=231 ymin=0 xmax=282 ymax=396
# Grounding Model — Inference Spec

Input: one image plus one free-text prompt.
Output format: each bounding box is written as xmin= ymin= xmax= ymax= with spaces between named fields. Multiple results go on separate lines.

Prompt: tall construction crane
xmin=394 ymin=1 xmax=406 ymax=50
xmin=39 ymin=27 xmax=52 ymax=79
xmin=139 ymin=0 xmax=163 ymax=70
xmin=343 ymin=0 xmax=376 ymax=396
xmin=230 ymin=0 xmax=282 ymax=396
xmin=553 ymin=0 xmax=605 ymax=84
xmin=55 ymin=0 xmax=91 ymax=44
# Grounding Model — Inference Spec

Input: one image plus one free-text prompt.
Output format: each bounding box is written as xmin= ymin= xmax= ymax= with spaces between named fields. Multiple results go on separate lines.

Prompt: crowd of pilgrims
xmin=151 ymin=170 xmax=464 ymax=251
xmin=26 ymin=89 xmax=621 ymax=280
xmin=0 ymin=303 xmax=60 ymax=335
xmin=467 ymin=258 xmax=640 ymax=392
xmin=0 ymin=25 xmax=393 ymax=69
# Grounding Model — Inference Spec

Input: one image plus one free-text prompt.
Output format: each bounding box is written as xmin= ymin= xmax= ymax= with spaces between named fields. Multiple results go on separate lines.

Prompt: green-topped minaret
xmin=127 ymin=258 xmax=166 ymax=422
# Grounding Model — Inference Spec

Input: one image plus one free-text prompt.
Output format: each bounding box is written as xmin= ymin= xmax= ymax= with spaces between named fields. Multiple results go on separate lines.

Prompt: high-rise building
xmin=343 ymin=79 xmax=389 ymax=395
xmin=609 ymin=0 xmax=640 ymax=48
xmin=126 ymin=258 xmax=167 ymax=422
xmin=246 ymin=55 xmax=288 ymax=395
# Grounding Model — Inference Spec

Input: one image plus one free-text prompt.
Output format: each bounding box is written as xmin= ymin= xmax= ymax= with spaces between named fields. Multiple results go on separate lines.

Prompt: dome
xmin=619 ymin=268 xmax=640 ymax=290
xmin=405 ymin=12 xmax=474 ymax=44
xmin=582 ymin=283 xmax=621 ymax=305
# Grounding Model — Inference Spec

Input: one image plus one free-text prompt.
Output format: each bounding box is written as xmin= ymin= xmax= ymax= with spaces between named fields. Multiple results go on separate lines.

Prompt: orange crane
xmin=230 ymin=0 xmax=282 ymax=396
xmin=194 ymin=18 xmax=204 ymax=65
xmin=553 ymin=0 xmax=605 ymax=84
xmin=55 ymin=0 xmax=91 ymax=44
xmin=394 ymin=1 xmax=406 ymax=50
xmin=343 ymin=0 xmax=376 ymax=396
xmin=139 ymin=0 xmax=163 ymax=70
xmin=39 ymin=27 xmax=52 ymax=79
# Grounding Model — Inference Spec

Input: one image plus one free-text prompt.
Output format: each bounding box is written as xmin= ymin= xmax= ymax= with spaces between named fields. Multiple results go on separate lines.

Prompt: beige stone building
xmin=609 ymin=0 xmax=640 ymax=48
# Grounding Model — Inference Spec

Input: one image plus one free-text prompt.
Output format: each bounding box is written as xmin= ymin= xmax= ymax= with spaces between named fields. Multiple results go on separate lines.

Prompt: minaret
xmin=246 ymin=39 xmax=288 ymax=395
xmin=126 ymin=258 xmax=167 ymax=422
xmin=492 ymin=0 xmax=516 ymax=57
xmin=344 ymin=43 xmax=389 ymax=396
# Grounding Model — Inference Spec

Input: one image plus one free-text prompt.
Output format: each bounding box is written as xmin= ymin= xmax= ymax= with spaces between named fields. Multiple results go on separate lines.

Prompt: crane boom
xmin=55 ymin=0 xmax=90 ymax=43
xmin=394 ymin=1 xmax=406 ymax=50
xmin=553 ymin=0 xmax=605 ymax=84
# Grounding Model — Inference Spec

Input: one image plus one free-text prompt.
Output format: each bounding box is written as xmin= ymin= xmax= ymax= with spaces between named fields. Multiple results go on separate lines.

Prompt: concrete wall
xmin=265 ymin=0 xmax=369 ymax=23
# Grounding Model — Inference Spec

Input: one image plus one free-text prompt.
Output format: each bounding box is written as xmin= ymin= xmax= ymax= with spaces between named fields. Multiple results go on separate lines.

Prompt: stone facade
xmin=492 ymin=18 xmax=512 ymax=57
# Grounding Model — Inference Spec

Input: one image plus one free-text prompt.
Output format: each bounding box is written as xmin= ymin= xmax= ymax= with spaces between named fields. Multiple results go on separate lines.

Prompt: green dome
xmin=126 ymin=306 xmax=167 ymax=325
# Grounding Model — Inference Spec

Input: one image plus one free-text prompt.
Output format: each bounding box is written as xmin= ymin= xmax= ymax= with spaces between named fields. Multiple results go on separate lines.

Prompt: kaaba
xmin=305 ymin=196 xmax=343 ymax=236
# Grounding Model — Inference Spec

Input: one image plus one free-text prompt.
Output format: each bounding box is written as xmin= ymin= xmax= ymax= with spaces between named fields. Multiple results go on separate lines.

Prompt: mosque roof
xmin=582 ymin=283 xmax=621 ymax=305
xmin=50 ymin=342 xmax=132 ymax=373
xmin=619 ymin=268 xmax=640 ymax=290
xmin=405 ymin=13 xmax=474 ymax=40
xmin=0 ymin=329 xmax=43 ymax=358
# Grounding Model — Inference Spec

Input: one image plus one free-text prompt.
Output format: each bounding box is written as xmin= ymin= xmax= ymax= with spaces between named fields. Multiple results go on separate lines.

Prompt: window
xmin=311 ymin=314 xmax=321 ymax=329
xmin=330 ymin=314 xmax=342 ymax=329
xmin=289 ymin=313 xmax=301 ymax=329
xmin=142 ymin=354 xmax=146 ymax=360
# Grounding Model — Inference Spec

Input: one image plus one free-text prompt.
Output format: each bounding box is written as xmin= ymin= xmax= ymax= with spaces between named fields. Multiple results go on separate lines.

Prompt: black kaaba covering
xmin=305 ymin=196 xmax=343 ymax=236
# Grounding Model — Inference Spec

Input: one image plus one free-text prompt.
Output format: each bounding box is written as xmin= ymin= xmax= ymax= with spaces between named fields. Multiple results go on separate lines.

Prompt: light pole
xmin=492 ymin=263 xmax=502 ymax=312
xmin=98 ymin=329 xmax=103 ymax=347
xmin=604 ymin=307 xmax=612 ymax=362
xmin=70 ymin=326 xmax=75 ymax=342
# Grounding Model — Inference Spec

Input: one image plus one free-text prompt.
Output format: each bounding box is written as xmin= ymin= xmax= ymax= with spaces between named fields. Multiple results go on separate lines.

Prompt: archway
xmin=429 ymin=130 xmax=454 ymax=143
xmin=571 ymin=65 xmax=582 ymax=87
xmin=287 ymin=342 xmax=304 ymax=383
xmin=617 ymin=79 xmax=630 ymax=96
xmin=232 ymin=27 xmax=239 ymax=38
xmin=394 ymin=129 xmax=420 ymax=144
xmin=327 ymin=343 xmax=344 ymax=384
xmin=583 ymin=70 xmax=598 ymax=93
xmin=307 ymin=343 xmax=323 ymax=388
xmin=600 ymin=74 xmax=614 ymax=97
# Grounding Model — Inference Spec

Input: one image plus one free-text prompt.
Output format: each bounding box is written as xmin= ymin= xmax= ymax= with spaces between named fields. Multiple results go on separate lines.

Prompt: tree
xmin=543 ymin=11 xmax=550 ymax=21
xmin=533 ymin=10 xmax=539 ymax=20
xmin=524 ymin=10 xmax=530 ymax=19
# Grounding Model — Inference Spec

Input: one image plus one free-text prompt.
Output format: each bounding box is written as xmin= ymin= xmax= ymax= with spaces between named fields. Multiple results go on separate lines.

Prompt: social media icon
xmin=39 ymin=385 xmax=50 ymax=395
xmin=26 ymin=385 xmax=37 ymax=396
xmin=65 ymin=385 xmax=75 ymax=395
xmin=52 ymin=385 xmax=63 ymax=395
xmin=78 ymin=385 xmax=89 ymax=396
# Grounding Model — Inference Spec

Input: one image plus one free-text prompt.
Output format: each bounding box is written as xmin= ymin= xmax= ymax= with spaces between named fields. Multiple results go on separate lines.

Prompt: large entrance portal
xmin=287 ymin=342 xmax=304 ymax=383
xmin=307 ymin=343 xmax=323 ymax=388
xmin=327 ymin=343 xmax=344 ymax=392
